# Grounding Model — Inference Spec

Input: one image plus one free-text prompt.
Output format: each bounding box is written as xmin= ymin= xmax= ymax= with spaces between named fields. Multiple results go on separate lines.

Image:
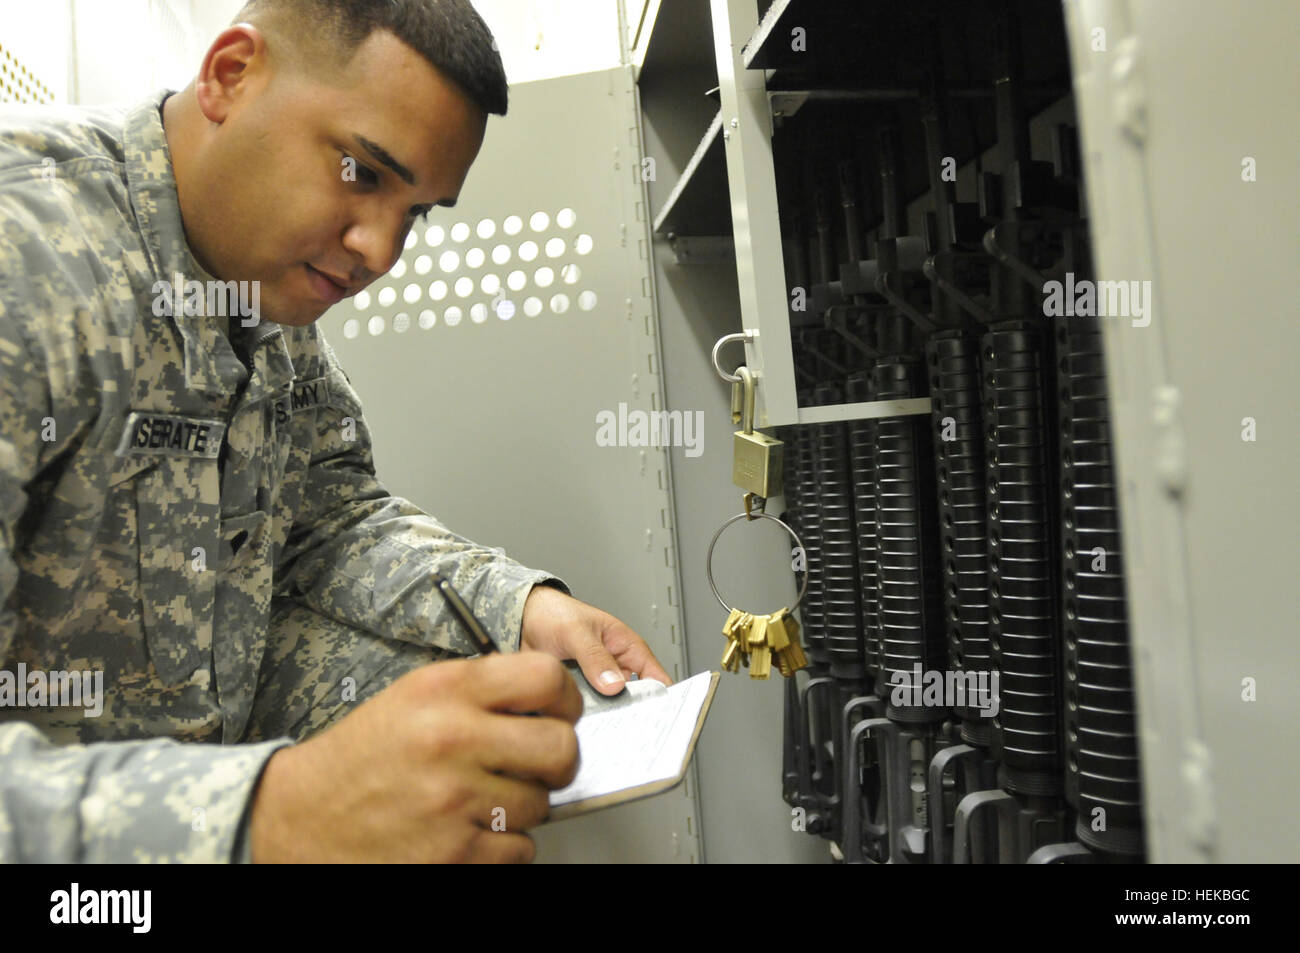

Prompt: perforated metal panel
xmin=336 ymin=209 xmax=600 ymax=341
xmin=0 ymin=41 xmax=54 ymax=104
xmin=320 ymin=66 xmax=701 ymax=863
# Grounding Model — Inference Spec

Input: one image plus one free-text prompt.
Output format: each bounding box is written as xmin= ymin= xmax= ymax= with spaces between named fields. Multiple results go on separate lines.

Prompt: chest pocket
xmin=132 ymin=457 xmax=221 ymax=686
xmin=218 ymin=509 xmax=272 ymax=590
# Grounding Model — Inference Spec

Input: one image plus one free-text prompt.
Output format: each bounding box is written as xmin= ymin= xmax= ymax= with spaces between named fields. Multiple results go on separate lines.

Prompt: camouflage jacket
xmin=0 ymin=90 xmax=566 ymax=862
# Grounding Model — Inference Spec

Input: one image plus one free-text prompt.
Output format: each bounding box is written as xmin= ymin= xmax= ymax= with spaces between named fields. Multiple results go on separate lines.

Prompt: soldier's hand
xmin=520 ymin=584 xmax=673 ymax=695
xmin=247 ymin=652 xmax=582 ymax=863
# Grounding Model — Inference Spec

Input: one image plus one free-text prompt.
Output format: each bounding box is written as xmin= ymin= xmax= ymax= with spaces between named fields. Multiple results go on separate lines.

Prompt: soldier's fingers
xmin=571 ymin=635 xmax=628 ymax=696
xmin=466 ymin=830 xmax=536 ymax=864
xmin=603 ymin=624 xmax=673 ymax=686
xmin=464 ymin=770 xmax=554 ymax=831
xmin=529 ymin=668 xmax=583 ymax=724
xmin=452 ymin=652 xmax=583 ymax=722
xmin=478 ymin=712 xmax=580 ymax=790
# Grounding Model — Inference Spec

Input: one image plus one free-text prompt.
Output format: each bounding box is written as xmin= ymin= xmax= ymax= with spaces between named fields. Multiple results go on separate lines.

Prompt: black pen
xmin=431 ymin=571 xmax=500 ymax=656
xmin=435 ymin=572 xmax=611 ymax=710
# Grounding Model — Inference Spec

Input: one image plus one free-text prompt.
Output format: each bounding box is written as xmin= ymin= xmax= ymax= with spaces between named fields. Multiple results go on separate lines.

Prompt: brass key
xmin=721 ymin=607 xmax=744 ymax=639
xmin=769 ymin=607 xmax=808 ymax=676
xmin=747 ymin=612 xmax=773 ymax=680
xmin=721 ymin=610 xmax=752 ymax=673
xmin=720 ymin=607 xmax=743 ymax=672
xmin=766 ymin=607 xmax=790 ymax=677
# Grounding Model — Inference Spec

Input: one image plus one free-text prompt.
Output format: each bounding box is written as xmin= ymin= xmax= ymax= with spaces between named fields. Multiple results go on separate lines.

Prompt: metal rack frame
xmin=709 ymin=0 xmax=932 ymax=429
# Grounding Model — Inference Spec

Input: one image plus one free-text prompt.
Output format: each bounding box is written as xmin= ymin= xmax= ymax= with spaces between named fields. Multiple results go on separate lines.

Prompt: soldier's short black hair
xmin=233 ymin=0 xmax=508 ymax=116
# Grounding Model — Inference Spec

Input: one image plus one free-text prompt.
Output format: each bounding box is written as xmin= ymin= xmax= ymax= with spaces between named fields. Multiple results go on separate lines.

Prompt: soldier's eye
xmin=341 ymin=152 xmax=380 ymax=187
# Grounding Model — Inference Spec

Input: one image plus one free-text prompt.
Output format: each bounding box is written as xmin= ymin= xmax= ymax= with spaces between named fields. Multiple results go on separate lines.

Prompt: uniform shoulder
xmin=0 ymin=101 xmax=128 ymax=185
xmin=0 ymin=103 xmax=139 ymax=405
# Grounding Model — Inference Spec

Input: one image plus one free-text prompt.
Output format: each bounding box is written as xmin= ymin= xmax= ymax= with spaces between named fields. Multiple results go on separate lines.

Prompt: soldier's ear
xmin=195 ymin=24 xmax=268 ymax=124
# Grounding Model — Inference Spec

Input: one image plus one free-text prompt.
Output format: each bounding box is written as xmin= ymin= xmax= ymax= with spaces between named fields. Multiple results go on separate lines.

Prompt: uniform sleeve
xmin=0 ymin=724 xmax=291 ymax=863
xmin=273 ymin=338 xmax=569 ymax=656
xmin=0 ymin=267 xmax=292 ymax=863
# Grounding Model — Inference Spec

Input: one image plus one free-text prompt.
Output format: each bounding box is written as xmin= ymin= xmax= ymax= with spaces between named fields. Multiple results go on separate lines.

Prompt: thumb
xmin=575 ymin=636 xmax=627 ymax=695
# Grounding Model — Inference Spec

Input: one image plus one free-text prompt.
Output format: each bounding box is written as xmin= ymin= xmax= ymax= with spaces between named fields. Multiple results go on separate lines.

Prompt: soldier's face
xmin=187 ymin=27 xmax=488 ymax=327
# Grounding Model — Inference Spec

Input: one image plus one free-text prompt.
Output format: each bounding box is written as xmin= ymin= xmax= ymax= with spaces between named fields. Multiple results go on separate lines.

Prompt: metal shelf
xmin=652 ymin=111 xmax=733 ymax=239
xmin=742 ymin=0 xmax=890 ymax=80
xmin=625 ymin=0 xmax=663 ymax=76
xmin=637 ymin=0 xmax=717 ymax=84
xmin=741 ymin=0 xmax=794 ymax=71
xmin=743 ymin=0 xmax=1071 ymax=96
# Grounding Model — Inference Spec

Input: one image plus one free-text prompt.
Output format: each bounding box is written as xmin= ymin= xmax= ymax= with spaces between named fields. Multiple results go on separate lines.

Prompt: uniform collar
xmin=123 ymin=88 xmax=297 ymax=396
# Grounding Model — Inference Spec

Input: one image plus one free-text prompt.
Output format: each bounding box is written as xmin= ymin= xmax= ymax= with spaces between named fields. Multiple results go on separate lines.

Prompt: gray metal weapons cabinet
xmin=621 ymin=0 xmax=1298 ymax=865
xmin=325 ymin=0 xmax=1297 ymax=863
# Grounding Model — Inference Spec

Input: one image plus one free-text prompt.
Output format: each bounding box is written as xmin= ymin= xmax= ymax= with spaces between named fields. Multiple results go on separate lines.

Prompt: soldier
xmin=0 ymin=0 xmax=670 ymax=863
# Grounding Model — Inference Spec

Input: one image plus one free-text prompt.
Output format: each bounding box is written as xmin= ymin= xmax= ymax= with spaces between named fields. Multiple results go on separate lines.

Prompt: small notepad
xmin=547 ymin=670 xmax=720 ymax=820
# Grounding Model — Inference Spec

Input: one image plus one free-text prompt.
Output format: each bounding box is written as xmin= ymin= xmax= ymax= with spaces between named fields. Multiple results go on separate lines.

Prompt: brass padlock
xmin=732 ymin=366 xmax=783 ymax=498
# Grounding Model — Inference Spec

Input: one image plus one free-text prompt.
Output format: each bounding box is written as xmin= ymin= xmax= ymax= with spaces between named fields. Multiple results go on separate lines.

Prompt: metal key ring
xmin=705 ymin=511 xmax=809 ymax=614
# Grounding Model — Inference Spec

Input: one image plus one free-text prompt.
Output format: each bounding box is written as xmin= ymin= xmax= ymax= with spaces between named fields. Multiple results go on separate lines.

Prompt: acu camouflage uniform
xmin=0 ymin=90 xmax=568 ymax=862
